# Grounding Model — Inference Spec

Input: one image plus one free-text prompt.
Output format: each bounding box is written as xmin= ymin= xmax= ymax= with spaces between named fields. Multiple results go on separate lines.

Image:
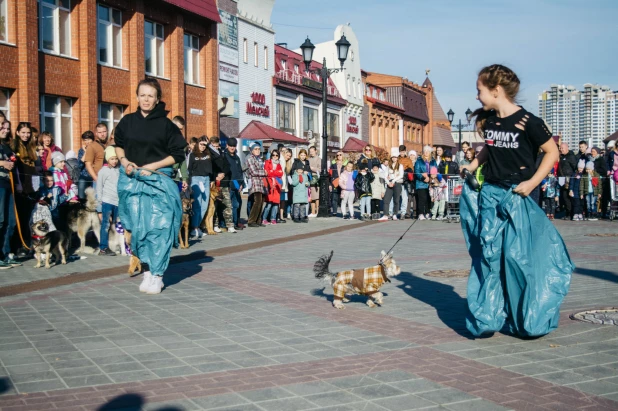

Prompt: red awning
xmin=238 ymin=121 xmax=307 ymax=144
xmin=342 ymin=136 xmax=369 ymax=153
xmin=161 ymin=0 xmax=221 ymax=23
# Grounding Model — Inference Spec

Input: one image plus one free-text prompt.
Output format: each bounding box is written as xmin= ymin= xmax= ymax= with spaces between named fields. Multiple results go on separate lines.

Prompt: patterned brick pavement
xmin=0 ymin=219 xmax=617 ymax=410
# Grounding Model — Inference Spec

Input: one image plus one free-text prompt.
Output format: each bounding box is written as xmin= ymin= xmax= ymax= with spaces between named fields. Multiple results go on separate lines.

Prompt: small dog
xmin=31 ymin=220 xmax=69 ymax=269
xmin=67 ymin=187 xmax=101 ymax=253
xmin=201 ymin=185 xmax=221 ymax=235
xmin=123 ymin=230 xmax=142 ymax=276
xmin=314 ymin=250 xmax=401 ymax=309
xmin=107 ymin=220 xmax=128 ymax=256
xmin=179 ymin=197 xmax=193 ymax=248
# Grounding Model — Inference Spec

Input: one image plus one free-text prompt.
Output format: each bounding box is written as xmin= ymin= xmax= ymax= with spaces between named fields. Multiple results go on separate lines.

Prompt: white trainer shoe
xmin=228 ymin=227 xmax=237 ymax=233
xmin=393 ymin=214 xmax=398 ymax=221
xmin=139 ymin=271 xmax=152 ymax=293
xmin=214 ymin=226 xmax=222 ymax=233
xmin=146 ymin=275 xmax=164 ymax=295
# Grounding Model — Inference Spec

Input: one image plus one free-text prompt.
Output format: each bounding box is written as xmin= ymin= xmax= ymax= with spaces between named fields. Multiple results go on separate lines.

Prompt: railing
xmin=275 ymin=69 xmax=342 ymax=99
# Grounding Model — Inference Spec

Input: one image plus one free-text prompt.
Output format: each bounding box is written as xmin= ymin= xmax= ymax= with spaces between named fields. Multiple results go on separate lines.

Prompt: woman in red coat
xmin=262 ymin=149 xmax=283 ymax=224
xmin=39 ymin=131 xmax=63 ymax=170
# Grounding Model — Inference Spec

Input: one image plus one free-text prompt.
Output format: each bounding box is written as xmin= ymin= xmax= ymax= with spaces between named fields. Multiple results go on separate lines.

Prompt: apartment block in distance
xmin=0 ymin=0 xmax=221 ymax=152
xmin=539 ymin=83 xmax=618 ymax=149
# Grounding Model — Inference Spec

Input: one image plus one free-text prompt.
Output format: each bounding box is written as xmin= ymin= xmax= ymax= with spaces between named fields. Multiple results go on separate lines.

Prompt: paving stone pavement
xmin=0 ymin=219 xmax=617 ymax=410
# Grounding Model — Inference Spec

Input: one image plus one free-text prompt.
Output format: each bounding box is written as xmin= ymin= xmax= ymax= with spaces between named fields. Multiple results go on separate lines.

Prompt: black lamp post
xmin=300 ymin=34 xmax=351 ymax=218
xmin=447 ymin=107 xmax=473 ymax=155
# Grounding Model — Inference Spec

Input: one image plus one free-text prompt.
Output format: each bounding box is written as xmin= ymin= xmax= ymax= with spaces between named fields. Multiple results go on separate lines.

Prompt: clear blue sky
xmin=272 ymin=0 xmax=618 ymax=127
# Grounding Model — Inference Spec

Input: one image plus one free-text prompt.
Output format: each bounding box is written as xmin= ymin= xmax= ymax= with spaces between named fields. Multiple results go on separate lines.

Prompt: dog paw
xmin=342 ymin=298 xmax=350 ymax=303
xmin=34 ymin=264 xmax=41 ymax=269
xmin=333 ymin=300 xmax=345 ymax=309
xmin=366 ymin=300 xmax=376 ymax=308
xmin=45 ymin=265 xmax=51 ymax=269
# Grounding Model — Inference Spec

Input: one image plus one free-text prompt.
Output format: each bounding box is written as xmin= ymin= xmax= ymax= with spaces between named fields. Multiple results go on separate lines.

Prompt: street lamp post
xmin=300 ymin=35 xmax=351 ymax=218
xmin=447 ymin=107 xmax=473 ymax=156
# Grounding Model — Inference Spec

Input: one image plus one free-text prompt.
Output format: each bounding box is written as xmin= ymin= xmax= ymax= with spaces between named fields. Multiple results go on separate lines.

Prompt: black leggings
xmin=382 ymin=183 xmax=402 ymax=215
xmin=371 ymin=199 xmax=381 ymax=214
xmin=416 ymin=188 xmax=430 ymax=216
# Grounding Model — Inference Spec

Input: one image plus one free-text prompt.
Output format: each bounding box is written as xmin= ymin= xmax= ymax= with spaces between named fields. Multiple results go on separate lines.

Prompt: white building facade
xmin=310 ymin=24 xmax=363 ymax=148
xmin=539 ymin=84 xmax=618 ymax=149
xmin=237 ymin=0 xmax=275 ymax=134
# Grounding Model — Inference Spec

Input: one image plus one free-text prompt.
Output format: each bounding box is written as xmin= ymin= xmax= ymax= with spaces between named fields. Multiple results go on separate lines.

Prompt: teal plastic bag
xmin=460 ymin=182 xmax=574 ymax=338
xmin=118 ymin=167 xmax=181 ymax=276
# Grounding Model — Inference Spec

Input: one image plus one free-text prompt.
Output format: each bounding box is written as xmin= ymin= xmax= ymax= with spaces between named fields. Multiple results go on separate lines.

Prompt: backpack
xmin=65 ymin=158 xmax=81 ymax=184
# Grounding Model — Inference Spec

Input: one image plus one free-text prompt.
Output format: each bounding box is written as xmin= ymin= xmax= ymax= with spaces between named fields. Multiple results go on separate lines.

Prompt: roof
xmin=422 ymin=77 xmax=432 ymax=88
xmin=402 ymin=87 xmax=430 ymax=123
xmin=238 ymin=121 xmax=307 ymax=144
xmin=342 ymin=136 xmax=368 ymax=153
xmin=433 ymin=126 xmax=456 ymax=148
xmin=605 ymin=130 xmax=618 ymax=143
xmin=432 ymin=92 xmax=449 ymax=123
xmin=161 ymin=0 xmax=221 ymax=23
xmin=365 ymin=96 xmax=405 ymax=113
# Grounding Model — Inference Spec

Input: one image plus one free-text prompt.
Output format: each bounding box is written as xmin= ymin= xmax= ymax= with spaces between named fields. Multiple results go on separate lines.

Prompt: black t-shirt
xmin=0 ymin=143 xmax=14 ymax=189
xmin=482 ymin=108 xmax=552 ymax=184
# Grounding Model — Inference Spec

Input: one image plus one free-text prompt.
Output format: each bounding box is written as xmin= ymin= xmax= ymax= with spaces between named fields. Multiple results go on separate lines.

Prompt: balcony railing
xmin=275 ymin=69 xmax=342 ymax=99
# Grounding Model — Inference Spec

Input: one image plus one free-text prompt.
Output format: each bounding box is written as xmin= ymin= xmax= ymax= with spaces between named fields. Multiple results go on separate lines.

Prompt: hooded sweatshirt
xmin=114 ymin=102 xmax=187 ymax=167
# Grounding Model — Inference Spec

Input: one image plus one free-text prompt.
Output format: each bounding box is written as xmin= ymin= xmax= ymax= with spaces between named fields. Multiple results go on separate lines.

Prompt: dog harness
xmin=333 ymin=264 xmax=389 ymax=300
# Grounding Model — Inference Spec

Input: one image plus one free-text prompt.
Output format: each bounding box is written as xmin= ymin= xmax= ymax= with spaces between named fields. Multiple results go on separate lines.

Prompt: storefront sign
xmin=246 ymin=92 xmax=270 ymax=117
xmin=302 ymin=77 xmax=322 ymax=91
xmin=219 ymin=63 xmax=239 ymax=83
xmin=189 ymin=108 xmax=203 ymax=116
xmin=218 ymin=9 xmax=238 ymax=50
xmin=346 ymin=116 xmax=359 ymax=134
xmin=219 ymin=45 xmax=238 ymax=68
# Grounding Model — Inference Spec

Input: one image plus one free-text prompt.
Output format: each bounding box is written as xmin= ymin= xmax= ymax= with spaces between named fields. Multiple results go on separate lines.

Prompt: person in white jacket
xmin=380 ymin=147 xmax=404 ymax=221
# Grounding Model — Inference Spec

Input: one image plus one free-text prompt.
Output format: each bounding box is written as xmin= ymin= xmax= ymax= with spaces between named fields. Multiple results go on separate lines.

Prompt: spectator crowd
xmin=0 ymin=107 xmax=617 ymax=271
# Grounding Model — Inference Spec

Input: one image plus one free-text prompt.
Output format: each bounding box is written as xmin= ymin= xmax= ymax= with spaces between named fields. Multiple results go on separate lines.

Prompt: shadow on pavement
xmin=395 ymin=271 xmax=475 ymax=339
xmin=162 ymin=255 xmax=214 ymax=289
xmin=97 ymin=393 xmax=182 ymax=411
xmin=574 ymin=266 xmax=618 ymax=284
xmin=0 ymin=377 xmax=13 ymax=395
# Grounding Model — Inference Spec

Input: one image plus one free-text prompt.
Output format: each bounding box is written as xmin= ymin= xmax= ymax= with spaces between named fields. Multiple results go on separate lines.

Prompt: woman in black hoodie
xmin=115 ymin=78 xmax=187 ymax=295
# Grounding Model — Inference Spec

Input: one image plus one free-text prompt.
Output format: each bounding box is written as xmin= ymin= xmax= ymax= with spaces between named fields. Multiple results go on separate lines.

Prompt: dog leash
xmin=378 ymin=217 xmax=419 ymax=265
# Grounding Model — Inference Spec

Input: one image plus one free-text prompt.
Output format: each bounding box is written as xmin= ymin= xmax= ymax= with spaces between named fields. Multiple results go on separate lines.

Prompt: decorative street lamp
xmin=448 ymin=107 xmax=473 ymax=155
xmin=300 ymin=35 xmax=350 ymax=218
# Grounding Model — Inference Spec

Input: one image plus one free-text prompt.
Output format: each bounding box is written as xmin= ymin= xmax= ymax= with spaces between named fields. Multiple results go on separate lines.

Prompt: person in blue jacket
xmin=459 ymin=64 xmax=573 ymax=338
xmin=414 ymin=145 xmax=437 ymax=220
xmin=115 ymin=78 xmax=187 ymax=295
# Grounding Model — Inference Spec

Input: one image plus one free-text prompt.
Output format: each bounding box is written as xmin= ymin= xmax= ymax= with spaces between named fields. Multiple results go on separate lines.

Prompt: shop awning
xmin=161 ymin=0 xmax=221 ymax=23
xmin=238 ymin=120 xmax=307 ymax=144
xmin=342 ymin=136 xmax=369 ymax=153
xmin=605 ymin=130 xmax=618 ymax=143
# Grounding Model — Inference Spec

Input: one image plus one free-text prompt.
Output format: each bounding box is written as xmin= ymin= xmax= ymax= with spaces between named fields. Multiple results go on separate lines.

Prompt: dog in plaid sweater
xmin=314 ymin=250 xmax=401 ymax=309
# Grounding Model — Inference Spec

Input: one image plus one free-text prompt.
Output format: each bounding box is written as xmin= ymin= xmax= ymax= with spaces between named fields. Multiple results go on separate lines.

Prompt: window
xmin=98 ymin=4 xmax=122 ymax=67
xmin=184 ymin=33 xmax=199 ymax=85
xmin=40 ymin=96 xmax=72 ymax=151
xmin=281 ymin=59 xmax=286 ymax=70
xmin=264 ymin=46 xmax=268 ymax=70
xmin=0 ymin=89 xmax=9 ymax=119
xmin=254 ymin=42 xmax=258 ymax=67
xmin=327 ymin=113 xmax=339 ymax=137
xmin=277 ymin=100 xmax=295 ymax=133
xmin=39 ymin=0 xmax=71 ymax=56
xmin=294 ymin=64 xmax=299 ymax=73
xmin=0 ymin=0 xmax=7 ymax=42
xmin=303 ymin=106 xmax=318 ymax=137
xmin=98 ymin=103 xmax=123 ymax=134
xmin=243 ymin=38 xmax=247 ymax=63
xmin=144 ymin=20 xmax=164 ymax=76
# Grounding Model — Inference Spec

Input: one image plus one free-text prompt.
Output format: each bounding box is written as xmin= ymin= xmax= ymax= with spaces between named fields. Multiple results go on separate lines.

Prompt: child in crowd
xmin=31 ymin=171 xmax=68 ymax=229
xmin=371 ymin=165 xmax=387 ymax=221
xmin=581 ymin=161 xmax=602 ymax=221
xmin=354 ymin=161 xmax=374 ymax=221
xmin=97 ymin=146 xmax=120 ymax=256
xmin=290 ymin=167 xmax=309 ymax=223
xmin=50 ymin=152 xmax=78 ymax=202
xmin=541 ymin=168 xmax=559 ymax=220
xmin=429 ymin=167 xmax=447 ymax=220
xmin=569 ymin=160 xmax=585 ymax=221
xmin=339 ymin=161 xmax=356 ymax=219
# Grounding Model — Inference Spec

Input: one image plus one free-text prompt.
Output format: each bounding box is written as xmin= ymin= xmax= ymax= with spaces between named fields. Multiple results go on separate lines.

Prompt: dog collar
xmin=32 ymin=234 xmax=45 ymax=240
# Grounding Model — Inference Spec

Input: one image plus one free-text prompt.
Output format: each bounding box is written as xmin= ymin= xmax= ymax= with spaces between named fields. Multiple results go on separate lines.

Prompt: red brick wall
xmin=0 ymin=45 xmax=19 ymax=90
xmin=99 ymin=66 xmax=132 ymax=106
xmin=39 ymin=54 xmax=81 ymax=98
xmin=185 ymin=84 xmax=208 ymax=138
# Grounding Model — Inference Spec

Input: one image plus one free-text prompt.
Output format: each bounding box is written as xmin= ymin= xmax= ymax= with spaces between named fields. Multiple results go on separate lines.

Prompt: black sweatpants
xmin=416 ymin=188 xmax=430 ymax=216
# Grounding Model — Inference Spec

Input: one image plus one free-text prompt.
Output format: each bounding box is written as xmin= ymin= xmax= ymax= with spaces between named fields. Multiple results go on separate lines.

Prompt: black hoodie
xmin=114 ymin=102 xmax=187 ymax=167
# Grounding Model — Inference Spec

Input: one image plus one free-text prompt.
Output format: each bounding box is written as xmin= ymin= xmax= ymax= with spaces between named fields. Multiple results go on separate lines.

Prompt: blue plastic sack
xmin=460 ymin=182 xmax=574 ymax=338
xmin=118 ymin=167 xmax=181 ymax=276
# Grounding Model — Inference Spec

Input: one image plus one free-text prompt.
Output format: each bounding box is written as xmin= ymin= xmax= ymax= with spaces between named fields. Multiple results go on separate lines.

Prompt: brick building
xmin=0 ymin=0 xmax=221 ymax=152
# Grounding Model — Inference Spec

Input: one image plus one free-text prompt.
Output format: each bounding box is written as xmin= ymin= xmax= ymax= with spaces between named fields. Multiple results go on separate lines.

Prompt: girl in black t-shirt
xmin=459 ymin=65 xmax=573 ymax=339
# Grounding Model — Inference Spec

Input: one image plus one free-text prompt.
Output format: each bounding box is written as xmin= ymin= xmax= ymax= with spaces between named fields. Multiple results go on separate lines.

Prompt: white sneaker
xmin=287 ymin=214 xmax=292 ymax=219
xmin=419 ymin=215 xmax=426 ymax=220
xmin=378 ymin=215 xmax=388 ymax=221
xmin=214 ymin=226 xmax=222 ymax=233
xmin=146 ymin=275 xmax=164 ymax=295
xmin=228 ymin=227 xmax=237 ymax=233
xmin=308 ymin=213 xmax=317 ymax=218
xmin=436 ymin=216 xmax=444 ymax=221
xmin=139 ymin=271 xmax=152 ymax=293
xmin=199 ymin=228 xmax=207 ymax=238
xmin=393 ymin=214 xmax=398 ymax=221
